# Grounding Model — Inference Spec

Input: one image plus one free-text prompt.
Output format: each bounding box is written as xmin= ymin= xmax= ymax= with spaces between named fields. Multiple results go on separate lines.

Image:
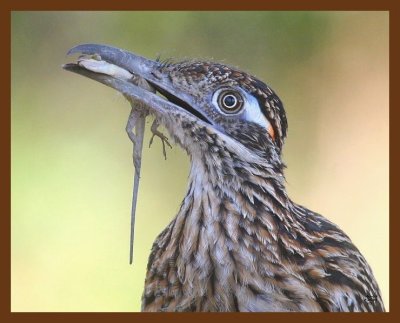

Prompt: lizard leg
xmin=149 ymin=119 xmax=172 ymax=160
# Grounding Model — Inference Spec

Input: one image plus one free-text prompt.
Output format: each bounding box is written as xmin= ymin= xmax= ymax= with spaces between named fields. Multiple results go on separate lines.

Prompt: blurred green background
xmin=11 ymin=11 xmax=389 ymax=311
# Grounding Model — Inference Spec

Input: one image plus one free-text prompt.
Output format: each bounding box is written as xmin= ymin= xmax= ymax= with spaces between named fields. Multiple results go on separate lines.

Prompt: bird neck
xmin=145 ymin=156 xmax=312 ymax=310
xmin=172 ymin=156 xmax=301 ymax=266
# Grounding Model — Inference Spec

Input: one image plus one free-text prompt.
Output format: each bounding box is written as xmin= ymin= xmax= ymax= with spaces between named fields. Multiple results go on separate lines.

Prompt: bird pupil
xmin=224 ymin=95 xmax=236 ymax=108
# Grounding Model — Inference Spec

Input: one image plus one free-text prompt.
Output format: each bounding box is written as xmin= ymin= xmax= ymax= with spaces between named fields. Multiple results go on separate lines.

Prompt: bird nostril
xmin=151 ymin=70 xmax=163 ymax=80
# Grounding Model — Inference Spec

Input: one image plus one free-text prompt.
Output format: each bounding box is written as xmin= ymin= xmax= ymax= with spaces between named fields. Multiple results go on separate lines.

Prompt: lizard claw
xmin=149 ymin=119 xmax=172 ymax=160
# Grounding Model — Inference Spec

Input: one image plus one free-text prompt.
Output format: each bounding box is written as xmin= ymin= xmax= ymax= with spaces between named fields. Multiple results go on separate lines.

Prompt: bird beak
xmin=63 ymin=43 xmax=211 ymax=126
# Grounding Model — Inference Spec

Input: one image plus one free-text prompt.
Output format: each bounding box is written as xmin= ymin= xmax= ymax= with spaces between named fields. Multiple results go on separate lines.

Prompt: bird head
xmin=64 ymin=44 xmax=288 ymax=179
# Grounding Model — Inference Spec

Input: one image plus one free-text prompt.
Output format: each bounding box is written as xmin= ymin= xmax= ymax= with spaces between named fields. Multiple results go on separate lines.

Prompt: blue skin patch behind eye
xmin=212 ymin=88 xmax=271 ymax=130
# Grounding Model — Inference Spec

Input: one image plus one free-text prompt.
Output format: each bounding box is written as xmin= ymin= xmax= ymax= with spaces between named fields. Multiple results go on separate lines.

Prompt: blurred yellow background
xmin=11 ymin=11 xmax=389 ymax=311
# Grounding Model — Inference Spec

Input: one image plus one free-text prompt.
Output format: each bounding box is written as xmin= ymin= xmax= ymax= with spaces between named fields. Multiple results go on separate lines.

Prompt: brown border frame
xmin=3 ymin=1 xmax=397 ymax=322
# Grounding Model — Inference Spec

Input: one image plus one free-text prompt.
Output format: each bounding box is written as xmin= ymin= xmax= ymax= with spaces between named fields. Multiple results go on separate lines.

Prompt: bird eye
xmin=217 ymin=90 xmax=244 ymax=114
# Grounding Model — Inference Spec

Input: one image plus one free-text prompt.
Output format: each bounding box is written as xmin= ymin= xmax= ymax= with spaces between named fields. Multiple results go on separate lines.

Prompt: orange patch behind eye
xmin=267 ymin=124 xmax=275 ymax=140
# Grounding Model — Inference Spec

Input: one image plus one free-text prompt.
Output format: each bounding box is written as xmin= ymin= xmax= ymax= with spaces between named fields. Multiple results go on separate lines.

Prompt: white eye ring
xmin=217 ymin=90 xmax=244 ymax=114
xmin=222 ymin=94 xmax=237 ymax=108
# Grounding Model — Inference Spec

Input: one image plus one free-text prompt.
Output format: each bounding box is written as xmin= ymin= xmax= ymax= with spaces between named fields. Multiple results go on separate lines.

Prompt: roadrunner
xmin=64 ymin=44 xmax=385 ymax=312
